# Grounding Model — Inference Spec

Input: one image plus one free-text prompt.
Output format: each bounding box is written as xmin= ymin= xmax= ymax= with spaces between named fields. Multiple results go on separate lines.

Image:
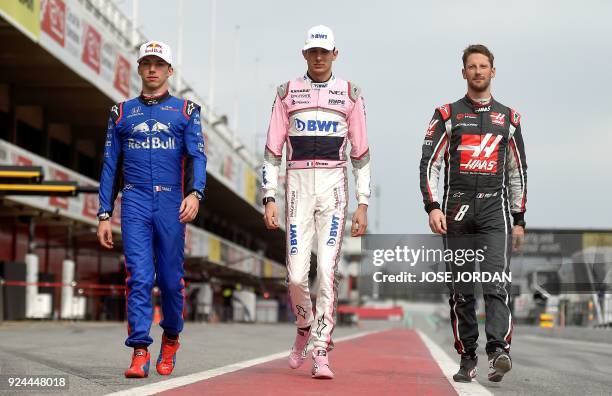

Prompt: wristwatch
xmin=262 ymin=197 xmax=275 ymax=206
xmin=98 ymin=212 xmax=111 ymax=221
xmin=514 ymin=219 xmax=526 ymax=228
xmin=190 ymin=190 xmax=203 ymax=201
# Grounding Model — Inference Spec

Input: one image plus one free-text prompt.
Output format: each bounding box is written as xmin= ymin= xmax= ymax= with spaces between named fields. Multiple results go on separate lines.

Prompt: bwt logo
xmin=290 ymin=224 xmax=298 ymax=255
xmin=294 ymin=118 xmax=339 ymax=132
xmin=326 ymin=215 xmax=340 ymax=246
xmin=311 ymin=33 xmax=328 ymax=39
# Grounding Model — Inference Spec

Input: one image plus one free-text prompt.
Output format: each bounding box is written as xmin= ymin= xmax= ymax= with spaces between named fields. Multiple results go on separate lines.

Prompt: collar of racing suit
xmin=138 ymin=90 xmax=171 ymax=106
xmin=303 ymin=72 xmax=336 ymax=89
xmin=464 ymin=94 xmax=493 ymax=111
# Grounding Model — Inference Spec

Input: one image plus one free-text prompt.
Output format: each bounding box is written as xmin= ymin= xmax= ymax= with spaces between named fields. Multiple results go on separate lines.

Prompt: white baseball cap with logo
xmin=302 ymin=25 xmax=335 ymax=51
xmin=137 ymin=40 xmax=173 ymax=65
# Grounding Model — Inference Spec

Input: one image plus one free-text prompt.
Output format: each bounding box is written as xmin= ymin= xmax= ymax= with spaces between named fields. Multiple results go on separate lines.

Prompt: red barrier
xmin=2 ymin=280 xmax=127 ymax=290
xmin=337 ymin=305 xmax=404 ymax=320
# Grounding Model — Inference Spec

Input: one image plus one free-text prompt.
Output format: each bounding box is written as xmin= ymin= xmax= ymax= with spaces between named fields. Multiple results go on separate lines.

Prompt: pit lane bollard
xmin=540 ymin=313 xmax=554 ymax=328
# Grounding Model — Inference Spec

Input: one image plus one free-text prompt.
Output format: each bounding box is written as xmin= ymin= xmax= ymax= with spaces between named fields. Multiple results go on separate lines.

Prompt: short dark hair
xmin=462 ymin=44 xmax=494 ymax=67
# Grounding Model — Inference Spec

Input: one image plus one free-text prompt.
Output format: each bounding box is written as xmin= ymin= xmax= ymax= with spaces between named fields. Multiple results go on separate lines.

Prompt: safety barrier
xmin=540 ymin=313 xmax=555 ymax=328
xmin=337 ymin=305 xmax=404 ymax=321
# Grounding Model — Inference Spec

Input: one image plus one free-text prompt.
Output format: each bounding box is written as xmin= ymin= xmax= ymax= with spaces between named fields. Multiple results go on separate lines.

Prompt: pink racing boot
xmin=311 ymin=349 xmax=334 ymax=379
xmin=288 ymin=327 xmax=310 ymax=369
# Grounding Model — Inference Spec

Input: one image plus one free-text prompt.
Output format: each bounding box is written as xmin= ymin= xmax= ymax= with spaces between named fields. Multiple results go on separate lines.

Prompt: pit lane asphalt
xmin=1 ymin=307 xmax=611 ymax=396
xmin=0 ymin=320 xmax=395 ymax=395
xmin=405 ymin=303 xmax=612 ymax=396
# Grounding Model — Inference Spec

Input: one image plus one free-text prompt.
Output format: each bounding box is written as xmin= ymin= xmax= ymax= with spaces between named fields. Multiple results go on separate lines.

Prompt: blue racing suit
xmin=98 ymin=91 xmax=206 ymax=347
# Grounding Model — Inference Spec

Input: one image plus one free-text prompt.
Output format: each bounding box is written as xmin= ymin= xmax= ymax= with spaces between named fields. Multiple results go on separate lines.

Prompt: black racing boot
xmin=488 ymin=348 xmax=512 ymax=382
xmin=453 ymin=353 xmax=478 ymax=383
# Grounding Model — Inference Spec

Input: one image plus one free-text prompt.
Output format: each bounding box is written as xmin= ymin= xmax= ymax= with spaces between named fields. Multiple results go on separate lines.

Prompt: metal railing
xmin=82 ymin=0 xmax=146 ymax=48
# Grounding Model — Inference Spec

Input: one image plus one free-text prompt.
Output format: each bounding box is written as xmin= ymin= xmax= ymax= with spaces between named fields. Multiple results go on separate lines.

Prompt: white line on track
xmin=417 ymin=330 xmax=492 ymax=396
xmin=104 ymin=329 xmax=382 ymax=396
xmin=520 ymin=334 xmax=612 ymax=349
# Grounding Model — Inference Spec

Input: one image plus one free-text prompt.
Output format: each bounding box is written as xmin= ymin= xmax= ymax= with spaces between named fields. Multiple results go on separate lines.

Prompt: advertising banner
xmin=0 ymin=0 xmax=41 ymax=41
xmin=39 ymin=0 xmax=136 ymax=101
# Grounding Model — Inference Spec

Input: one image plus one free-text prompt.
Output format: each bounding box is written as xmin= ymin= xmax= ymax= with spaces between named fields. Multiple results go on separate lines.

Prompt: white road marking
xmin=417 ymin=330 xmax=493 ymax=396
xmin=521 ymin=334 xmax=612 ymax=350
xmin=104 ymin=329 xmax=382 ymax=396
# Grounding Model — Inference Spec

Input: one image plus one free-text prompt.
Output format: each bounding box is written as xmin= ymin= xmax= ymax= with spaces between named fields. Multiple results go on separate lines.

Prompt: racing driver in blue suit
xmin=96 ymin=40 xmax=206 ymax=378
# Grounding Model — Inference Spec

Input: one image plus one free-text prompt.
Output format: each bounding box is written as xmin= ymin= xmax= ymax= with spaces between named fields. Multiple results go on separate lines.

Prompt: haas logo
xmin=457 ymin=133 xmax=502 ymax=173
xmin=425 ymin=119 xmax=438 ymax=137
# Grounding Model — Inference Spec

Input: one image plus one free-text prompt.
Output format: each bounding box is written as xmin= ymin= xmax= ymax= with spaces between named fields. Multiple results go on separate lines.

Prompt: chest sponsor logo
xmin=425 ymin=119 xmax=438 ymax=137
xmin=161 ymin=105 xmax=179 ymax=112
xmin=292 ymin=99 xmax=310 ymax=105
xmin=127 ymin=106 xmax=144 ymax=118
xmin=457 ymin=133 xmax=502 ymax=173
xmin=295 ymin=118 xmax=339 ymax=133
xmin=456 ymin=123 xmax=478 ymax=128
xmin=490 ymin=112 xmax=506 ymax=127
xmin=132 ymin=119 xmax=171 ymax=135
xmin=474 ymin=106 xmax=491 ymax=113
xmin=129 ymin=119 xmax=176 ymax=150
xmin=457 ymin=113 xmax=478 ymax=120
xmin=329 ymin=90 xmax=345 ymax=96
xmin=311 ymin=82 xmax=329 ymax=89
xmin=328 ymin=98 xmax=345 ymax=105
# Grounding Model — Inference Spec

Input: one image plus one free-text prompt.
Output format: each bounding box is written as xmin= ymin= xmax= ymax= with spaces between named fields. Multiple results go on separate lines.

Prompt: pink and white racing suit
xmin=262 ymin=74 xmax=371 ymax=350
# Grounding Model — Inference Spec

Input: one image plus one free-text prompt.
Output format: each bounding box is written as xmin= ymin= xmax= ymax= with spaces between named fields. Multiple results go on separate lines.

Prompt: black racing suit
xmin=419 ymin=95 xmax=527 ymax=355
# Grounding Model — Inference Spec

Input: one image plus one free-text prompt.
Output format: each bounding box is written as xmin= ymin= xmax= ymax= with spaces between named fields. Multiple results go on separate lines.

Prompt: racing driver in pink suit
xmin=262 ymin=25 xmax=371 ymax=379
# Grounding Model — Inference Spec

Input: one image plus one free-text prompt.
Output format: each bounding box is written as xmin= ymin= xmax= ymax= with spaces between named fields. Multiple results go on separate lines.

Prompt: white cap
xmin=302 ymin=25 xmax=335 ymax=51
xmin=138 ymin=40 xmax=173 ymax=65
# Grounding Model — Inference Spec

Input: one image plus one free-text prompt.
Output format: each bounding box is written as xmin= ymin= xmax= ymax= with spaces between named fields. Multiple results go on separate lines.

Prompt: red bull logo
xmin=145 ymin=43 xmax=163 ymax=55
